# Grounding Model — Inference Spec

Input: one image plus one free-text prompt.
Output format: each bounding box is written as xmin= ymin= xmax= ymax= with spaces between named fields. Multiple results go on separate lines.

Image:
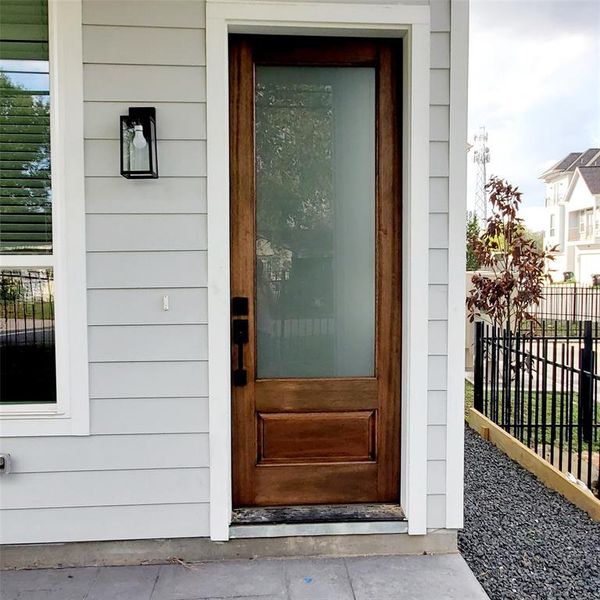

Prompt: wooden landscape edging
xmin=467 ymin=408 xmax=600 ymax=522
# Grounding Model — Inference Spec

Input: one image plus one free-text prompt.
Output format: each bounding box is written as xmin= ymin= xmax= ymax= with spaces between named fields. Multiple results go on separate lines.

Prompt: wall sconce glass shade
xmin=120 ymin=107 xmax=158 ymax=179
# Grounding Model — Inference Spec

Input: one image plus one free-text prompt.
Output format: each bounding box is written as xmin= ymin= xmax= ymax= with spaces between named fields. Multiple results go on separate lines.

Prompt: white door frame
xmin=206 ymin=0 xmax=431 ymax=540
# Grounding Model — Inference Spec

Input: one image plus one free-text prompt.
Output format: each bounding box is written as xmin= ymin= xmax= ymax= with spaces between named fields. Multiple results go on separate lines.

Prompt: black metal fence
xmin=474 ymin=320 xmax=600 ymax=496
xmin=531 ymin=284 xmax=600 ymax=322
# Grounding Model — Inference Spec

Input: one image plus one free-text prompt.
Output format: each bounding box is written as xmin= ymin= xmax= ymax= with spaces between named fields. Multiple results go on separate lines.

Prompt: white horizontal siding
xmin=83 ymin=26 xmax=206 ymax=65
xmin=430 ymin=105 xmax=449 ymax=142
xmin=428 ymin=249 xmax=448 ymax=284
xmin=85 ymin=177 xmax=207 ymax=214
xmin=428 ymin=356 xmax=448 ymax=392
xmin=85 ymin=102 xmax=207 ymax=140
xmin=88 ymin=288 xmax=208 ymax=325
xmin=428 ymin=285 xmax=448 ymax=320
xmin=430 ymin=0 xmax=450 ymax=32
xmin=429 ymin=213 xmax=449 ymax=248
xmin=2 ymin=469 xmax=209 ymax=510
xmin=425 ymin=0 xmax=454 ymax=529
xmin=88 ymin=325 xmax=208 ymax=362
xmin=1 ymin=434 xmax=208 ymax=473
xmin=430 ymin=32 xmax=450 ymax=69
xmin=427 ymin=460 xmax=446 ymax=495
xmin=83 ymin=0 xmax=206 ymax=28
xmin=83 ymin=65 xmax=206 ymax=102
xmin=0 ymin=0 xmax=212 ymax=546
xmin=430 ymin=177 xmax=449 ymax=212
xmin=90 ymin=398 xmax=209 ymax=435
xmin=86 ymin=215 xmax=207 ymax=251
xmin=90 ymin=362 xmax=209 ymax=399
xmin=85 ymin=140 xmax=207 ymax=177
xmin=87 ymin=251 xmax=207 ymax=288
xmin=427 ymin=391 xmax=447 ymax=426
xmin=430 ymin=69 xmax=450 ymax=105
xmin=430 ymin=142 xmax=450 ymax=177
xmin=427 ymin=425 xmax=447 ymax=461
xmin=0 ymin=504 xmax=210 ymax=545
xmin=426 ymin=494 xmax=446 ymax=529
xmin=428 ymin=321 xmax=448 ymax=355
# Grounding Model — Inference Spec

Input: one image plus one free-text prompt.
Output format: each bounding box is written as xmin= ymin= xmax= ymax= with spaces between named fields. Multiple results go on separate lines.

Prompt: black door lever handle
xmin=232 ymin=318 xmax=248 ymax=386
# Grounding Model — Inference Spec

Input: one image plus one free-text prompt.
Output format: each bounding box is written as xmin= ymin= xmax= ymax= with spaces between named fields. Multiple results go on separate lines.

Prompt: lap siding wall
xmin=0 ymin=0 xmax=455 ymax=543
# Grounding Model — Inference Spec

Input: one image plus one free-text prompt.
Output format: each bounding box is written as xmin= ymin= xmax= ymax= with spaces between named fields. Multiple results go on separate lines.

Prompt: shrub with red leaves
xmin=466 ymin=176 xmax=557 ymax=330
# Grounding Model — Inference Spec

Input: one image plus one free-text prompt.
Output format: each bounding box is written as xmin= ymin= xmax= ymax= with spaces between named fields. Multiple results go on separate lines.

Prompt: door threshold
xmin=232 ymin=503 xmax=406 ymax=526
xmin=230 ymin=504 xmax=407 ymax=539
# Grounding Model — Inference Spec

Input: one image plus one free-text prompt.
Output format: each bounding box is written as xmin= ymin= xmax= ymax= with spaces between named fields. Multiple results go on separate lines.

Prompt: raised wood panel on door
xmin=230 ymin=36 xmax=402 ymax=507
xmin=258 ymin=411 xmax=375 ymax=463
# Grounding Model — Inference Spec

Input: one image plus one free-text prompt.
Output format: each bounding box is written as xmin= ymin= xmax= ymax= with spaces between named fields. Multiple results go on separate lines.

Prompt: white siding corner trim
xmin=0 ymin=0 xmax=89 ymax=437
xmin=206 ymin=0 xmax=431 ymax=540
xmin=445 ymin=0 xmax=469 ymax=529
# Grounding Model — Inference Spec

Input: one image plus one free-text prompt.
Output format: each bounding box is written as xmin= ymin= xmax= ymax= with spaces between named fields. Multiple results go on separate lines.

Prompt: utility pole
xmin=473 ymin=126 xmax=491 ymax=225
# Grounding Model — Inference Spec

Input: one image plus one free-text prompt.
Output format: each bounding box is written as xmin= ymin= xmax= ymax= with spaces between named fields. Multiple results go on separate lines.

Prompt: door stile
xmin=230 ymin=39 xmax=257 ymax=506
xmin=375 ymin=42 xmax=402 ymax=500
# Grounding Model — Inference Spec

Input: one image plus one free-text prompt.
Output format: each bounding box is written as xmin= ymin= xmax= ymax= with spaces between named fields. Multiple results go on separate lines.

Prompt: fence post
xmin=474 ymin=321 xmax=484 ymax=412
xmin=579 ymin=320 xmax=594 ymax=445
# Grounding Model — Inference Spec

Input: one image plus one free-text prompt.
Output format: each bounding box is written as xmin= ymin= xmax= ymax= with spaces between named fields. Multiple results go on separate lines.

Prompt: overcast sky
xmin=468 ymin=0 xmax=600 ymax=231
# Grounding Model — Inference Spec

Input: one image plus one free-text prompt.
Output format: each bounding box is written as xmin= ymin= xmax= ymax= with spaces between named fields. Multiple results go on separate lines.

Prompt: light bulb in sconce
xmin=132 ymin=124 xmax=147 ymax=150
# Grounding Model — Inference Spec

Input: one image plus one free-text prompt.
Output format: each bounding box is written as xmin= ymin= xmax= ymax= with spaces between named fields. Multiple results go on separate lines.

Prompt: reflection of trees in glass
xmin=255 ymin=77 xmax=336 ymax=318
xmin=0 ymin=70 xmax=51 ymax=253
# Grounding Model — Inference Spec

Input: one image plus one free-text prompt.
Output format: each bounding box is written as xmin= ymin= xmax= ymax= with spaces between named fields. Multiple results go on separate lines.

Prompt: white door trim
xmin=206 ymin=0 xmax=431 ymax=541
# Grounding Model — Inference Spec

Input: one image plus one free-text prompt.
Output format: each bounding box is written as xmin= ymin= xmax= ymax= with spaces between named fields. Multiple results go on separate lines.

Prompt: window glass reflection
xmin=0 ymin=269 xmax=56 ymax=404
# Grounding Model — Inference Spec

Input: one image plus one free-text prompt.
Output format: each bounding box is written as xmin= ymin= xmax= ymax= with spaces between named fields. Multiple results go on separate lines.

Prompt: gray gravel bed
xmin=459 ymin=426 xmax=600 ymax=600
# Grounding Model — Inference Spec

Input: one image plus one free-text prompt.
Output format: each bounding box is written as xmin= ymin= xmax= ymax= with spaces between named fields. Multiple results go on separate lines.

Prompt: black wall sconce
xmin=120 ymin=107 xmax=158 ymax=179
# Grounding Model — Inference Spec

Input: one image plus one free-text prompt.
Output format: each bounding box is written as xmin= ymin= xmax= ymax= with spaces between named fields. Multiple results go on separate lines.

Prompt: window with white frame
xmin=0 ymin=0 xmax=88 ymax=435
xmin=1 ymin=0 xmax=55 ymax=406
xmin=549 ymin=214 xmax=556 ymax=237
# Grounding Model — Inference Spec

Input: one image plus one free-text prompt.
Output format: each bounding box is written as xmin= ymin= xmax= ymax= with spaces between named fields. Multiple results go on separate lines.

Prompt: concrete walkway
xmin=1 ymin=554 xmax=488 ymax=599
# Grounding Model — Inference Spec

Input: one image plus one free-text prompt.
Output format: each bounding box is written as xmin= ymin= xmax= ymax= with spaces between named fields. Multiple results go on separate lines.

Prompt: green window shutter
xmin=0 ymin=0 xmax=52 ymax=254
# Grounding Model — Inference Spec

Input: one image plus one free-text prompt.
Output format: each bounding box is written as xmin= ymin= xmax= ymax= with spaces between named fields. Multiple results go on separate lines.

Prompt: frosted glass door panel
xmin=255 ymin=66 xmax=375 ymax=378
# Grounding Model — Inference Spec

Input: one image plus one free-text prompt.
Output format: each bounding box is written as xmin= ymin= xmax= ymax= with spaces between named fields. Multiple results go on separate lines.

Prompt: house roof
xmin=565 ymin=148 xmax=600 ymax=171
xmin=550 ymin=152 xmax=582 ymax=173
xmin=540 ymin=148 xmax=600 ymax=180
xmin=578 ymin=166 xmax=600 ymax=195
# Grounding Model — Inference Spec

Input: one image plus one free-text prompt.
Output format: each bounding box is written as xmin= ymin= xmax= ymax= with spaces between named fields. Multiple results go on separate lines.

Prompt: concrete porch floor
xmin=1 ymin=554 xmax=488 ymax=599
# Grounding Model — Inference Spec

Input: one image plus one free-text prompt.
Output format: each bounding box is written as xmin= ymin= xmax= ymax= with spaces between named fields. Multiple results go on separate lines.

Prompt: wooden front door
xmin=230 ymin=36 xmax=402 ymax=506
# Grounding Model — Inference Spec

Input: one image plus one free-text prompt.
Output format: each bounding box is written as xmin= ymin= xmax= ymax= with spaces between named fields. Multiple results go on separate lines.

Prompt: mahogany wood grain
xmin=230 ymin=36 xmax=402 ymax=507
xmin=255 ymin=379 xmax=378 ymax=412
xmin=258 ymin=411 xmax=376 ymax=463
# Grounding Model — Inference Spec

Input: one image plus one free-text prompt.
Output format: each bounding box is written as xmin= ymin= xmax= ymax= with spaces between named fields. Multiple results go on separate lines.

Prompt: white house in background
xmin=541 ymin=148 xmax=600 ymax=283
xmin=0 ymin=0 xmax=469 ymax=564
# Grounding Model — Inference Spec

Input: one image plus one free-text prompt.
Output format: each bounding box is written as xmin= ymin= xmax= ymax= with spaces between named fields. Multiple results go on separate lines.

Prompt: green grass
xmin=465 ymin=380 xmax=474 ymax=417
xmin=0 ymin=301 xmax=53 ymax=319
xmin=465 ymin=380 xmax=599 ymax=453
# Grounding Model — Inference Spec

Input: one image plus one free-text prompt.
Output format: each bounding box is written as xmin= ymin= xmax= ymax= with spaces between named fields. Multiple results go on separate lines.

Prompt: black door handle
xmin=232 ymin=297 xmax=249 ymax=386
